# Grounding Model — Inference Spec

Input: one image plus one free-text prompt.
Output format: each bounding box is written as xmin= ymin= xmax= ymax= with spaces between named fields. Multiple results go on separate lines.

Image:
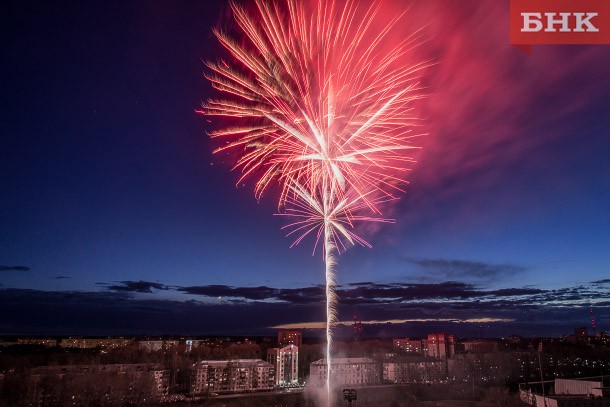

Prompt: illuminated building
xmin=17 ymin=338 xmax=58 ymax=347
xmin=383 ymin=358 xmax=446 ymax=383
xmin=508 ymin=335 xmax=524 ymax=345
xmin=427 ymin=333 xmax=454 ymax=359
xmin=59 ymin=337 xmax=133 ymax=350
xmin=185 ymin=339 xmax=203 ymax=352
xmin=138 ymin=340 xmax=164 ymax=351
xmin=392 ymin=338 xmax=427 ymax=355
xmin=309 ymin=358 xmax=380 ymax=387
xmin=575 ymin=327 xmax=589 ymax=344
xmin=461 ymin=339 xmax=499 ymax=353
xmin=138 ymin=340 xmax=178 ymax=352
xmin=191 ymin=359 xmax=274 ymax=395
xmin=29 ymin=363 xmax=169 ymax=397
xmin=267 ymin=345 xmax=298 ymax=385
xmin=278 ymin=330 xmax=302 ymax=348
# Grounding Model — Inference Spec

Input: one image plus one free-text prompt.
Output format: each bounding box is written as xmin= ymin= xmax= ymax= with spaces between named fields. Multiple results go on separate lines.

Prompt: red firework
xmin=201 ymin=0 xmax=428 ymax=403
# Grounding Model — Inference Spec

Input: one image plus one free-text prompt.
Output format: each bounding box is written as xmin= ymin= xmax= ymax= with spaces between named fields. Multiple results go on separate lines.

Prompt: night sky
xmin=2 ymin=0 xmax=609 ymax=338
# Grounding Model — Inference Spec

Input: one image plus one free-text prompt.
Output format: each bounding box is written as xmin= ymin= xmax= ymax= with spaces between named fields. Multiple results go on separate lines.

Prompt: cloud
xmin=275 ymin=286 xmax=326 ymax=304
xmin=338 ymin=281 xmax=481 ymax=304
xmin=55 ymin=276 xmax=70 ymax=280
xmin=177 ymin=282 xmax=482 ymax=304
xmin=0 ymin=288 xmax=319 ymax=336
xmin=488 ymin=288 xmax=545 ymax=296
xmin=347 ymin=282 xmax=376 ymax=287
xmin=178 ymin=284 xmax=327 ymax=304
xmin=404 ymin=257 xmax=527 ymax=282
xmin=170 ymin=280 xmax=610 ymax=337
xmin=0 ymin=265 xmax=31 ymax=272
xmin=105 ymin=280 xmax=168 ymax=294
xmin=0 ymin=281 xmax=608 ymax=338
xmin=173 ymin=280 xmax=609 ymax=316
xmin=178 ymin=285 xmax=280 ymax=300
xmin=592 ymin=279 xmax=610 ymax=285
xmin=272 ymin=317 xmax=516 ymax=330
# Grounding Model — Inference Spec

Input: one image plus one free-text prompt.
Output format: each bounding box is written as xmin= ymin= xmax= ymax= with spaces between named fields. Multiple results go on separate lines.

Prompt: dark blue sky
xmin=1 ymin=0 xmax=609 ymax=338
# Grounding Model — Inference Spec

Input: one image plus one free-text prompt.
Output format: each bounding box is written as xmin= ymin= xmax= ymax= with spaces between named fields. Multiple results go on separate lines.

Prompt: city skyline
xmin=2 ymin=0 xmax=610 ymax=337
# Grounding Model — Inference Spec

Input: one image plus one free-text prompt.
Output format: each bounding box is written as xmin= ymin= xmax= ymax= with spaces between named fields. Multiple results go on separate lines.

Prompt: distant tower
xmin=353 ymin=315 xmax=362 ymax=341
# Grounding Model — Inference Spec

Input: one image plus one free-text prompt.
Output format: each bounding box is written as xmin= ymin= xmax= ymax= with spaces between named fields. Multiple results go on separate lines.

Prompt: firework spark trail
xmin=201 ymin=0 xmax=428 ymax=404
xmin=279 ymin=179 xmax=394 ymax=405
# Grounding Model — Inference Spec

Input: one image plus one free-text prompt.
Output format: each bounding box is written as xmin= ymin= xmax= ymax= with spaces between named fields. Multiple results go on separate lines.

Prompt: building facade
xmin=191 ymin=359 xmax=274 ymax=395
xmin=267 ymin=345 xmax=298 ymax=386
xmin=461 ymin=339 xmax=499 ymax=354
xmin=427 ymin=333 xmax=454 ymax=359
xmin=520 ymin=379 xmax=609 ymax=406
xmin=28 ymin=363 xmax=169 ymax=403
xmin=309 ymin=358 xmax=380 ymax=387
xmin=138 ymin=339 xmax=179 ymax=352
xmin=392 ymin=338 xmax=428 ymax=355
xmin=383 ymin=358 xmax=446 ymax=383
xmin=59 ymin=338 xmax=133 ymax=350
xmin=17 ymin=338 xmax=58 ymax=347
xmin=278 ymin=330 xmax=302 ymax=348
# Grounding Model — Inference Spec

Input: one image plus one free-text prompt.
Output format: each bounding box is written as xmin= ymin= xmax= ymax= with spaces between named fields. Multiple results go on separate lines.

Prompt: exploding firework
xmin=201 ymin=0 xmax=428 ymax=404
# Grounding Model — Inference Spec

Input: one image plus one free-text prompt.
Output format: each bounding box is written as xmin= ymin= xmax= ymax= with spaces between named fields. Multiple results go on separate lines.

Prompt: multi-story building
xmin=29 ymin=363 xmax=169 ymax=399
xmin=139 ymin=340 xmax=164 ymax=351
xmin=461 ymin=339 xmax=498 ymax=354
xmin=138 ymin=339 xmax=178 ymax=352
xmin=17 ymin=338 xmax=58 ymax=347
xmin=392 ymin=338 xmax=428 ymax=355
xmin=309 ymin=358 xmax=380 ymax=387
xmin=427 ymin=333 xmax=454 ymax=359
xmin=383 ymin=357 xmax=446 ymax=383
xmin=191 ymin=359 xmax=274 ymax=395
xmin=59 ymin=337 xmax=133 ymax=350
xmin=278 ymin=330 xmax=302 ymax=348
xmin=575 ymin=327 xmax=590 ymax=344
xmin=267 ymin=345 xmax=298 ymax=386
xmin=185 ymin=339 xmax=208 ymax=352
xmin=164 ymin=339 xmax=179 ymax=349
xmin=508 ymin=335 xmax=524 ymax=345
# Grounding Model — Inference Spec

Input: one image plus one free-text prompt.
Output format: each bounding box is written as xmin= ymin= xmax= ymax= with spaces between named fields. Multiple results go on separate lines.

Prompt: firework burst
xmin=201 ymin=0 xmax=428 ymax=404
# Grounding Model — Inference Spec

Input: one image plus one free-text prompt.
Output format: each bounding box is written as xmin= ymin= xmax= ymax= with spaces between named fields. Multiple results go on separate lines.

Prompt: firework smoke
xmin=201 ymin=0 xmax=428 ymax=404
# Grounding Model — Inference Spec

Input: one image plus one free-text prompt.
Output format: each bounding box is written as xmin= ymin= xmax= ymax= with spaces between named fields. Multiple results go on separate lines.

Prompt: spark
xmin=278 ymin=179 xmax=395 ymax=254
xmin=202 ymin=1 xmax=428 ymax=404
